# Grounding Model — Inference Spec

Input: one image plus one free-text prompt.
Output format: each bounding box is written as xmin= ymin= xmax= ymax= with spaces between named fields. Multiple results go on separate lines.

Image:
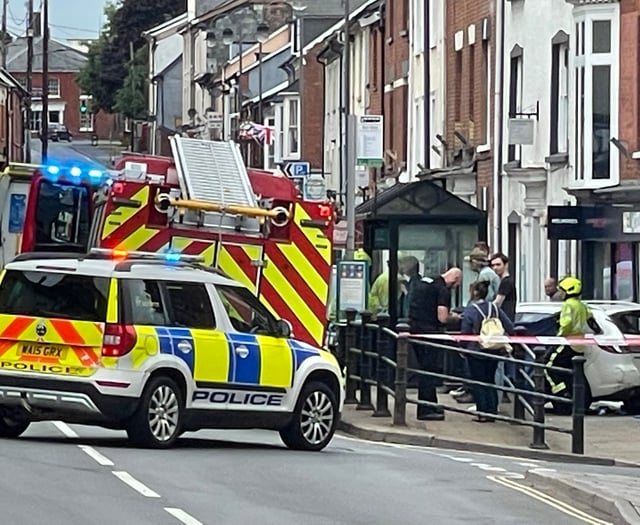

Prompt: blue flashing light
xmin=88 ymin=169 xmax=103 ymax=178
xmin=47 ymin=166 xmax=60 ymax=175
xmin=165 ymin=252 xmax=182 ymax=263
xmin=70 ymin=167 xmax=82 ymax=177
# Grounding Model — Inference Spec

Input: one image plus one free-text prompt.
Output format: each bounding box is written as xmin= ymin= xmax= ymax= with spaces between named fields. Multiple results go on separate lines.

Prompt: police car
xmin=0 ymin=249 xmax=344 ymax=450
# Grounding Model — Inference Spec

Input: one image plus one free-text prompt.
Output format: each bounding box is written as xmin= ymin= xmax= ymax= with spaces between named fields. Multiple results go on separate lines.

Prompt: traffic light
xmin=80 ymin=100 xmax=88 ymax=114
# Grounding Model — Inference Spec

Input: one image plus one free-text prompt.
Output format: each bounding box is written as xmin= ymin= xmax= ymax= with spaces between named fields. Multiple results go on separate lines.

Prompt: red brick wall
xmin=15 ymin=71 xmax=115 ymax=139
xmin=301 ymin=47 xmax=324 ymax=170
xmin=382 ymin=0 xmax=410 ymax=173
xmin=619 ymin=0 xmax=640 ymax=180
xmin=445 ymin=0 xmax=495 ymax=209
xmin=0 ymin=88 xmax=25 ymax=165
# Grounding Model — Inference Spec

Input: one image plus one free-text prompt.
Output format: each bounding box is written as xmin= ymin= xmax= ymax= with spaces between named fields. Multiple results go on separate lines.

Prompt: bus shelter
xmin=356 ymin=179 xmax=487 ymax=325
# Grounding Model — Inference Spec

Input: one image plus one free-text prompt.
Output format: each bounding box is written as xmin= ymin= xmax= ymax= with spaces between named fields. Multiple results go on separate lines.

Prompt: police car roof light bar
xmin=89 ymin=247 xmax=205 ymax=263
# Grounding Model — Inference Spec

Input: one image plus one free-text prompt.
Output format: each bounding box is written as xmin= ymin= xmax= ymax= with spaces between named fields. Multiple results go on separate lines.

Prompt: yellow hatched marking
xmin=115 ymin=227 xmax=160 ymax=252
xmin=275 ymin=242 xmax=327 ymax=303
xmin=101 ymin=187 xmax=150 ymax=239
xmin=193 ymin=329 xmax=229 ymax=383
xmin=169 ymin=238 xmax=217 ymax=266
xmin=293 ymin=205 xmax=332 ymax=264
xmin=217 ymin=244 xmax=261 ymax=293
xmin=262 ymin=256 xmax=324 ymax=343
xmin=257 ymin=335 xmax=293 ymax=388
xmin=107 ymin=278 xmax=119 ymax=323
xmin=131 ymin=326 xmax=159 ymax=370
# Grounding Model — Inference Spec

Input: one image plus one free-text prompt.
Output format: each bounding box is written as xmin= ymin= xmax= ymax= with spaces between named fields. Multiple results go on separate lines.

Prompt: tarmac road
xmin=0 ymin=422 xmax=627 ymax=525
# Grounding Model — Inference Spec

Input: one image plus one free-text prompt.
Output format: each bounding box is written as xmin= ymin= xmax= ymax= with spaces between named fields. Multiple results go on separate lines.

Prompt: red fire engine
xmin=17 ymin=137 xmax=334 ymax=346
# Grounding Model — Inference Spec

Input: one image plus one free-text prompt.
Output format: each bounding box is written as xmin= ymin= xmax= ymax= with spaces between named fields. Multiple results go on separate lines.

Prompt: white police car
xmin=0 ymin=250 xmax=344 ymax=450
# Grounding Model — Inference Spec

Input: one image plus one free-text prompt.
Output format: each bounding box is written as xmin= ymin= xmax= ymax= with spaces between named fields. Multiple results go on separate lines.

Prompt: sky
xmin=6 ymin=0 xmax=109 ymax=41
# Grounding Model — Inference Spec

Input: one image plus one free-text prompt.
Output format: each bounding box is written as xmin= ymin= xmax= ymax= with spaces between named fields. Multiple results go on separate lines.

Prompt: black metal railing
xmin=334 ymin=309 xmax=588 ymax=454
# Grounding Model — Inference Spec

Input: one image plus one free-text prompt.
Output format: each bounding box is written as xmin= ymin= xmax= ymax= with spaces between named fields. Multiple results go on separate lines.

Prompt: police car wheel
xmin=279 ymin=382 xmax=338 ymax=451
xmin=127 ymin=376 xmax=183 ymax=448
xmin=0 ymin=416 xmax=30 ymax=438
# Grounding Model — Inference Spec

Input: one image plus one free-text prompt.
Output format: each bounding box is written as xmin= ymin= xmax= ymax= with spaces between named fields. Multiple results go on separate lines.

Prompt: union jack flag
xmin=237 ymin=121 xmax=276 ymax=146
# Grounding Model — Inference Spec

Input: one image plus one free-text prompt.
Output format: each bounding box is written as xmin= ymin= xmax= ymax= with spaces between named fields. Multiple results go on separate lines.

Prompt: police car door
xmin=214 ymin=284 xmax=293 ymax=408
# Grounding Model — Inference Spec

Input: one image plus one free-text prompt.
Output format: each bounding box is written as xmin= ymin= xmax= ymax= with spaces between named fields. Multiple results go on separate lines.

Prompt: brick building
xmin=6 ymin=37 xmax=114 ymax=139
xmin=0 ymin=68 xmax=28 ymax=166
xmin=440 ymin=1 xmax=497 ymax=230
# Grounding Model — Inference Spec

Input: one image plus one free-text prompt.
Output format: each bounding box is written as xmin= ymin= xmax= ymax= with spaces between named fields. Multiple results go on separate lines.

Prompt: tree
xmin=78 ymin=0 xmax=186 ymax=113
xmin=114 ymin=46 xmax=148 ymax=119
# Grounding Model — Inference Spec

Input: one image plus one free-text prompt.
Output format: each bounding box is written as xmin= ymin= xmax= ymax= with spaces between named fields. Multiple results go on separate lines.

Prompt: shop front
xmin=547 ymin=205 xmax=640 ymax=301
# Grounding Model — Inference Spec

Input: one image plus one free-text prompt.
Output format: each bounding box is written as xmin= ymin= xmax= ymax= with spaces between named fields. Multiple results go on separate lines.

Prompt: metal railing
xmin=334 ymin=309 xmax=588 ymax=454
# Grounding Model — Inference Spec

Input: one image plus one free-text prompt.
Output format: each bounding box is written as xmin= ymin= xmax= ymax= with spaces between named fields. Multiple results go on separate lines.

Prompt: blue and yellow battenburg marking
xmin=149 ymin=327 xmax=322 ymax=389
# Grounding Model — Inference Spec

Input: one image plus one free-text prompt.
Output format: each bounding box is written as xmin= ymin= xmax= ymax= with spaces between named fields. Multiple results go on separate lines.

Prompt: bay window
xmin=571 ymin=5 xmax=619 ymax=186
xmin=283 ymin=96 xmax=300 ymax=160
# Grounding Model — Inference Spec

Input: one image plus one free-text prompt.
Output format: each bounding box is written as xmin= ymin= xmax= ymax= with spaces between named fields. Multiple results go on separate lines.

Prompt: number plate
xmin=19 ymin=344 xmax=67 ymax=359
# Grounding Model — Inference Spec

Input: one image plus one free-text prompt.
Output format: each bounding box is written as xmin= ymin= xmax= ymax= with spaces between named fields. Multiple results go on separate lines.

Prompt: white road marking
xmin=78 ymin=445 xmax=114 ymax=466
xmin=446 ymin=456 xmax=474 ymax=462
xmin=165 ymin=508 xmax=204 ymax=525
xmin=52 ymin=421 xmax=79 ymax=438
xmin=518 ymin=462 xmax=541 ymax=468
xmin=112 ymin=471 xmax=161 ymax=498
xmin=530 ymin=467 xmax=557 ymax=474
xmin=488 ymin=475 xmax=612 ymax=525
xmin=502 ymin=472 xmax=526 ymax=479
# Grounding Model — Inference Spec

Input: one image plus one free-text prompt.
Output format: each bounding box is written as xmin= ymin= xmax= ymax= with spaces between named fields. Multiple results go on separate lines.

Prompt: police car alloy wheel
xmin=0 ymin=416 xmax=30 ymax=438
xmin=127 ymin=376 xmax=183 ymax=448
xmin=279 ymin=381 xmax=338 ymax=451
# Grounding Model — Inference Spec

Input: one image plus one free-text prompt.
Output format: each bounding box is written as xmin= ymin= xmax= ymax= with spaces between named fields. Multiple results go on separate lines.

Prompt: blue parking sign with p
xmin=294 ymin=162 xmax=309 ymax=176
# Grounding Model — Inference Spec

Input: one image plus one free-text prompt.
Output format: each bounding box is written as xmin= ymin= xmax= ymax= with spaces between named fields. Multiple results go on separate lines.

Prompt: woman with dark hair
xmin=460 ymin=280 xmax=514 ymax=422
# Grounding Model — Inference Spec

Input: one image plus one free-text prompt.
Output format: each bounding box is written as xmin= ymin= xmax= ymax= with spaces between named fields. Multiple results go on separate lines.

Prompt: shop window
xmin=572 ymin=6 xmax=619 ymax=186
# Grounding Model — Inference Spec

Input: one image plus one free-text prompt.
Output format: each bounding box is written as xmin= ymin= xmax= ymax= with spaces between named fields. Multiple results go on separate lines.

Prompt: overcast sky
xmin=6 ymin=0 xmax=109 ymax=41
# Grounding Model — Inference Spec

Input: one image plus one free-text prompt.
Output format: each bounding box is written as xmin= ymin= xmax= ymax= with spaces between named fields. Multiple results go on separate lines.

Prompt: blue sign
xmin=284 ymin=161 xmax=310 ymax=178
xmin=9 ymin=194 xmax=26 ymax=233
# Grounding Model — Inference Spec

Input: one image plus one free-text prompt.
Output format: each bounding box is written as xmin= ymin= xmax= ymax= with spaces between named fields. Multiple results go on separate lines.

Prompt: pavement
xmin=340 ymin=390 xmax=640 ymax=524
xmin=2 ymin=421 xmax=637 ymax=524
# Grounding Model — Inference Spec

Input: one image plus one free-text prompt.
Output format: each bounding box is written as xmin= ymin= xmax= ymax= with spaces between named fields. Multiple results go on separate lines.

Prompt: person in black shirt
xmin=490 ymin=253 xmax=516 ymax=321
xmin=409 ymin=267 xmax=462 ymax=420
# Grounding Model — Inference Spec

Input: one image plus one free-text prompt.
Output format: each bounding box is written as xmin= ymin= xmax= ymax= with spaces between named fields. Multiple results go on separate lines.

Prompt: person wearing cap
xmin=468 ymin=247 xmax=501 ymax=302
xmin=544 ymin=276 xmax=593 ymax=400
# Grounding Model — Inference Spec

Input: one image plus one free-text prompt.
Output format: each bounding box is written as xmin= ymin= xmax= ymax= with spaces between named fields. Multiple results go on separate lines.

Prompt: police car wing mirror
xmin=276 ymin=319 xmax=292 ymax=338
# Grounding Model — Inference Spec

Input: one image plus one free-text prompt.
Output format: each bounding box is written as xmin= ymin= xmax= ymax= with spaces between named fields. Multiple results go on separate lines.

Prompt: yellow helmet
xmin=558 ymin=276 xmax=582 ymax=296
xmin=353 ymin=249 xmax=371 ymax=263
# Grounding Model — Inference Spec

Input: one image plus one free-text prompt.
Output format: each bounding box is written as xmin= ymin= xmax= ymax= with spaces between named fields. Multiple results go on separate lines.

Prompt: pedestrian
xmin=469 ymin=248 xmax=501 ymax=301
xmin=544 ymin=278 xmax=564 ymax=301
xmin=398 ymin=256 xmax=421 ymax=319
xmin=544 ymin=276 xmax=593 ymax=400
xmin=409 ymin=267 xmax=462 ymax=421
xmin=461 ymin=280 xmax=515 ymax=422
xmin=489 ymin=253 xmax=516 ymax=321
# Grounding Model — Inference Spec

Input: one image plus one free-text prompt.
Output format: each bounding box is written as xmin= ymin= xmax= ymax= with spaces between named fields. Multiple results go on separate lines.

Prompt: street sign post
xmin=356 ymin=115 xmax=384 ymax=167
xmin=284 ymin=161 xmax=310 ymax=178
xmin=206 ymin=112 xmax=223 ymax=130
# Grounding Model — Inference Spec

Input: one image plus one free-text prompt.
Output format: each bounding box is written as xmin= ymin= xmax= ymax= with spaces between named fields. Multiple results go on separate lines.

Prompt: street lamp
xmin=222 ymin=28 xmax=234 ymax=46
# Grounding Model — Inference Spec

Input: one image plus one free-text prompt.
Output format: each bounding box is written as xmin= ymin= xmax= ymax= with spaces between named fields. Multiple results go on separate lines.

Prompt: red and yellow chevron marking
xmin=260 ymin=204 xmax=332 ymax=346
xmin=216 ymin=243 xmax=262 ymax=293
xmin=0 ymin=315 xmax=104 ymax=376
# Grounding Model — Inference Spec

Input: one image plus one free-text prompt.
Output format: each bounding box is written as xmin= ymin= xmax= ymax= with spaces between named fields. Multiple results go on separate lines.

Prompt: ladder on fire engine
xmin=168 ymin=136 xmax=263 ymax=233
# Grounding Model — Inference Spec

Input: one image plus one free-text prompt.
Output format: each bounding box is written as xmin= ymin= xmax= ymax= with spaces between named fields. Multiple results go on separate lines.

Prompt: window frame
xmin=570 ymin=4 xmax=620 ymax=188
xmin=47 ymin=77 xmax=60 ymax=97
xmin=283 ymin=96 xmax=300 ymax=160
xmin=215 ymin=284 xmax=278 ymax=336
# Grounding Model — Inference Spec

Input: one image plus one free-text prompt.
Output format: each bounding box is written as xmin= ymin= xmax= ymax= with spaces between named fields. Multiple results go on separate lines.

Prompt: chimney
xmin=32 ymin=12 xmax=42 ymax=37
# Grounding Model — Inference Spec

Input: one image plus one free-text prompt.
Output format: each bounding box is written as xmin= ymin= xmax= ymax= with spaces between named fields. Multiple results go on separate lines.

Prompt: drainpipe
xmin=423 ymin=0 xmax=430 ymax=171
xmin=492 ymin=0 xmax=506 ymax=252
xmin=378 ymin=0 xmax=386 ymax=189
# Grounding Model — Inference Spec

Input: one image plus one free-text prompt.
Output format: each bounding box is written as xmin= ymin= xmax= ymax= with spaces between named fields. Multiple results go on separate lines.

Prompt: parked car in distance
xmin=516 ymin=301 xmax=640 ymax=413
xmin=41 ymin=123 xmax=72 ymax=142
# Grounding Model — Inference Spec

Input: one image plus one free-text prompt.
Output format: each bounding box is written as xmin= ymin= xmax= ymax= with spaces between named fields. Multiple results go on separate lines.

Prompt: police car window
xmin=217 ymin=285 xmax=276 ymax=335
xmin=163 ymin=282 xmax=215 ymax=329
xmin=123 ymin=280 xmax=167 ymax=326
xmin=0 ymin=270 xmax=108 ymax=321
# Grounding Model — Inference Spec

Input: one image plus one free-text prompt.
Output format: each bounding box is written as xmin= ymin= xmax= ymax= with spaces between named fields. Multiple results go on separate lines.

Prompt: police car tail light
xmin=102 ymin=323 xmax=137 ymax=357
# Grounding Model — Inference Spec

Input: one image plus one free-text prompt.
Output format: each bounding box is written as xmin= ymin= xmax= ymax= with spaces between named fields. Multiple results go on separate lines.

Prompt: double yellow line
xmin=488 ymin=475 xmax=613 ymax=525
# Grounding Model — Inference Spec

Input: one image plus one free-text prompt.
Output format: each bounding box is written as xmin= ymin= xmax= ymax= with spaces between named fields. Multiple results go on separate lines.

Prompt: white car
xmin=516 ymin=301 xmax=640 ymax=412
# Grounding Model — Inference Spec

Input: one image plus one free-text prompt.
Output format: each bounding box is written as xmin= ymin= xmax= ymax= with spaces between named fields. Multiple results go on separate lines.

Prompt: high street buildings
xmin=146 ymin=0 xmax=640 ymax=304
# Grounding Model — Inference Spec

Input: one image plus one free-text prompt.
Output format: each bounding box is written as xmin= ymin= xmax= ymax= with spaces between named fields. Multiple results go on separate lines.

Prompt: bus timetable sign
xmin=356 ymin=115 xmax=384 ymax=167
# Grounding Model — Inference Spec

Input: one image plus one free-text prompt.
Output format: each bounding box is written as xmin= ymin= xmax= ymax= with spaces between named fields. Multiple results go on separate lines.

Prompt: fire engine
xmin=0 ymin=137 xmax=334 ymax=347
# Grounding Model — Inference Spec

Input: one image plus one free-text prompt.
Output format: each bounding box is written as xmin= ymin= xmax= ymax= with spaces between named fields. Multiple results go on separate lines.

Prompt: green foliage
xmin=114 ymin=46 xmax=149 ymax=119
xmin=78 ymin=0 xmax=186 ymax=114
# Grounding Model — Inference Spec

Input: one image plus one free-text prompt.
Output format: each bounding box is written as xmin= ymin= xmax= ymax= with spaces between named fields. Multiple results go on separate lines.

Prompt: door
xmin=216 ymin=284 xmax=293 ymax=390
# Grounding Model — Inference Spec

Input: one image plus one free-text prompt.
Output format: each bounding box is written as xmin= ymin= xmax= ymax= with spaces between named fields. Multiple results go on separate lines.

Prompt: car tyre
xmin=623 ymin=397 xmax=640 ymax=415
xmin=0 ymin=416 xmax=30 ymax=438
xmin=279 ymin=381 xmax=338 ymax=451
xmin=127 ymin=376 xmax=183 ymax=448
